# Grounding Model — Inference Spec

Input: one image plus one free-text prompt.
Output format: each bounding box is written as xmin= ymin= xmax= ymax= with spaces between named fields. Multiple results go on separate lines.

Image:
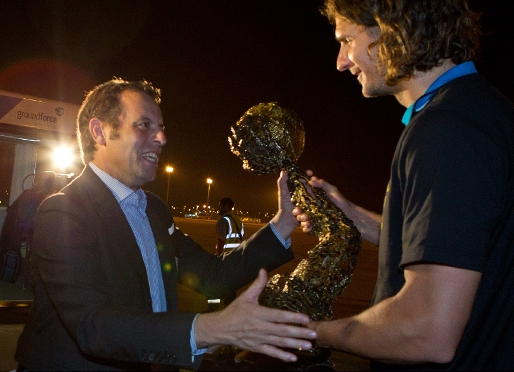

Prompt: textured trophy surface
xmin=229 ymin=102 xmax=362 ymax=321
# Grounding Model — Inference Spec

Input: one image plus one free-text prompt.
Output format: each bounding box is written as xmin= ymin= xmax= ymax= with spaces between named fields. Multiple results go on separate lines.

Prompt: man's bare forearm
xmin=345 ymin=202 xmax=381 ymax=245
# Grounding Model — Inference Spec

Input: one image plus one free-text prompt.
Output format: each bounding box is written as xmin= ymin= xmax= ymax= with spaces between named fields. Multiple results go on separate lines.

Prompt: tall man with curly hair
xmin=295 ymin=0 xmax=514 ymax=369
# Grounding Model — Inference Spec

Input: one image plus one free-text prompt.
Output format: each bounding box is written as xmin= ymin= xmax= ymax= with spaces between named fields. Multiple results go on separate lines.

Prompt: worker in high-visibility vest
xmin=208 ymin=198 xmax=244 ymax=311
xmin=215 ymin=197 xmax=244 ymax=256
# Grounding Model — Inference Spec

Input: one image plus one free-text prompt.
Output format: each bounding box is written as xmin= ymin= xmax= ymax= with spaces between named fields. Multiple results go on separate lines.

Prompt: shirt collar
xmin=89 ymin=162 xmax=140 ymax=203
xmin=401 ymin=61 xmax=478 ymax=126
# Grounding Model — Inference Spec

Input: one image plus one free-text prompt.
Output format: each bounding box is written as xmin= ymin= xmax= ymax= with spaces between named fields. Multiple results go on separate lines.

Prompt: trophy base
xmin=200 ymin=346 xmax=334 ymax=371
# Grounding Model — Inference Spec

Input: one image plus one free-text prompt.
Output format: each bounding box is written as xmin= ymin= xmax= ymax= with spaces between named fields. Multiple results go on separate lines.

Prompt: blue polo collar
xmin=401 ymin=61 xmax=478 ymax=125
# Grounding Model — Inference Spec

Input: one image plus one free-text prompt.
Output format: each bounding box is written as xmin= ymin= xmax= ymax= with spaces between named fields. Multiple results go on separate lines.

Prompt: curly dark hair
xmin=322 ymin=0 xmax=378 ymax=27
xmin=322 ymin=0 xmax=482 ymax=85
xmin=372 ymin=0 xmax=482 ymax=84
xmin=76 ymin=78 xmax=161 ymax=164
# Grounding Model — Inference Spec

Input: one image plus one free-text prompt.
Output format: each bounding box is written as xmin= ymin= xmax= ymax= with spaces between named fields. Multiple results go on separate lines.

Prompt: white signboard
xmin=0 ymin=90 xmax=79 ymax=137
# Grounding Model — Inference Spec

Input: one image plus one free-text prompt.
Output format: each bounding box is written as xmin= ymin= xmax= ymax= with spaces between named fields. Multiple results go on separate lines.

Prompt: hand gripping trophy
xmin=227 ymin=102 xmax=362 ymax=369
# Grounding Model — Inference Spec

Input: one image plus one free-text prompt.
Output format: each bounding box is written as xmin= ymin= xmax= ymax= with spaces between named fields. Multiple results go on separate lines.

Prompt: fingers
xmin=257 ymin=340 xmax=312 ymax=362
xmin=304 ymin=169 xmax=330 ymax=190
xmin=252 ymin=301 xmax=311 ymax=324
xmin=197 ymin=272 xmax=317 ymax=363
xmin=304 ymin=171 xmax=344 ymax=209
xmin=293 ymin=208 xmax=310 ymax=221
xmin=305 ymin=169 xmax=318 ymax=183
xmin=297 ymin=218 xmax=312 ymax=233
xmin=259 ymin=344 xmax=300 ymax=362
xmin=306 ymin=320 xmax=320 ymax=332
xmin=293 ymin=208 xmax=312 ymax=233
xmin=234 ymin=307 xmax=316 ymax=362
xmin=309 ymin=177 xmax=326 ymax=189
xmin=238 ymin=270 xmax=311 ymax=325
xmin=239 ymin=268 xmax=268 ymax=303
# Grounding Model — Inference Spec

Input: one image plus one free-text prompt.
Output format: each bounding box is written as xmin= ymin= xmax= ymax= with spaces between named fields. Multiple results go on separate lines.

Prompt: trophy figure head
xmin=229 ymin=102 xmax=305 ymax=175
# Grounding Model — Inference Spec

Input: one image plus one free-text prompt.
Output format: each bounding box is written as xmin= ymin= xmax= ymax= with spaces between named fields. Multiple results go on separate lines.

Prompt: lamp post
xmin=165 ymin=166 xmax=174 ymax=206
xmin=206 ymin=178 xmax=213 ymax=208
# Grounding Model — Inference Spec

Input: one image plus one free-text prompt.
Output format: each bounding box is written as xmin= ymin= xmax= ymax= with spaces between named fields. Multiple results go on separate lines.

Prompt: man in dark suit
xmin=14 ymin=78 xmax=316 ymax=371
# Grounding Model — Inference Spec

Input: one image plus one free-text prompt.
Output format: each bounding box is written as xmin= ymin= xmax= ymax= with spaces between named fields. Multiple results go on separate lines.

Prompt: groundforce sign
xmin=0 ymin=90 xmax=79 ymax=137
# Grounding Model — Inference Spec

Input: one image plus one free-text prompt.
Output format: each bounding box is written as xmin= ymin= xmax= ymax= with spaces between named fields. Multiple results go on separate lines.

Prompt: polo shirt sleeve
xmin=398 ymin=109 xmax=506 ymax=272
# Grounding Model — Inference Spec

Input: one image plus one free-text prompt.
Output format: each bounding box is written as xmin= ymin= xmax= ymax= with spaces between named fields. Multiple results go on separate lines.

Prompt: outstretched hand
xmin=194 ymin=269 xmax=316 ymax=362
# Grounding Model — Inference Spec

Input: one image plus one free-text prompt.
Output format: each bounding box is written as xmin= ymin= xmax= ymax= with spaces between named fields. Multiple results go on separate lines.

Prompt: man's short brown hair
xmin=76 ymin=78 xmax=161 ymax=164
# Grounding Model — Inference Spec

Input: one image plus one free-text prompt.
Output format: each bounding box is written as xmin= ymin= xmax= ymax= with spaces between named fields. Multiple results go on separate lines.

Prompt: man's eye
xmin=140 ymin=122 xmax=150 ymax=129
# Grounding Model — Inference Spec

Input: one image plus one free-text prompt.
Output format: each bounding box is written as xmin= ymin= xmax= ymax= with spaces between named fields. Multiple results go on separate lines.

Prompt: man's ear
xmin=89 ymin=118 xmax=107 ymax=146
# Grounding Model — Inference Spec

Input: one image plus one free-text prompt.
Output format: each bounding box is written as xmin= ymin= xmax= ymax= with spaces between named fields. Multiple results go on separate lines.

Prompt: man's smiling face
xmin=335 ymin=17 xmax=397 ymax=98
xmin=96 ymin=89 xmax=167 ymax=190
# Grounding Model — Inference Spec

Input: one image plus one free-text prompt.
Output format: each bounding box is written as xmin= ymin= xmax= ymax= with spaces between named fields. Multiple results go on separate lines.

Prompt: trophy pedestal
xmin=200 ymin=346 xmax=335 ymax=371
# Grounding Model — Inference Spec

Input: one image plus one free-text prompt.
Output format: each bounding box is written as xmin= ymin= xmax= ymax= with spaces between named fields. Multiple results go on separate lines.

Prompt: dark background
xmin=1 ymin=0 xmax=512 ymax=218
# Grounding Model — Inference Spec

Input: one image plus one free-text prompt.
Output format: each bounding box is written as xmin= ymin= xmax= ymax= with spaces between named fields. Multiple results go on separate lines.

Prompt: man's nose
xmin=155 ymin=128 xmax=167 ymax=146
xmin=336 ymin=45 xmax=353 ymax=72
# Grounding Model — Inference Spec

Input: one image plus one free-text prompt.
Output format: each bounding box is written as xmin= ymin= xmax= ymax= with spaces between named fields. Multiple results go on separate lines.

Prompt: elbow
xmin=429 ymin=328 xmax=460 ymax=364
xmin=409 ymin=318 xmax=460 ymax=364
xmin=428 ymin=342 xmax=457 ymax=364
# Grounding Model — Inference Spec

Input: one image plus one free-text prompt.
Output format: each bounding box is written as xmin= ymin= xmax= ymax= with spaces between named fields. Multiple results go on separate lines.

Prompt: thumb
xmin=240 ymin=268 xmax=268 ymax=303
xmin=279 ymin=169 xmax=289 ymax=184
xmin=278 ymin=171 xmax=289 ymax=199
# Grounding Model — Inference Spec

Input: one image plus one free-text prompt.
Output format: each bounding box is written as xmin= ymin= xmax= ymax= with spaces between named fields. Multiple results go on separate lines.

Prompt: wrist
xmin=194 ymin=313 xmax=223 ymax=349
xmin=271 ymin=211 xmax=298 ymax=240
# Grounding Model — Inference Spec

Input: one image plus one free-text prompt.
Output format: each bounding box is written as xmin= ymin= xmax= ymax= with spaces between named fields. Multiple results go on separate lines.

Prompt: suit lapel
xmin=77 ymin=167 xmax=150 ymax=290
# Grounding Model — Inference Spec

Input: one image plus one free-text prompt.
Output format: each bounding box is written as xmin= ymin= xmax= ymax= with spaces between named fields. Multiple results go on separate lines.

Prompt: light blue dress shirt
xmin=89 ymin=162 xmax=167 ymax=313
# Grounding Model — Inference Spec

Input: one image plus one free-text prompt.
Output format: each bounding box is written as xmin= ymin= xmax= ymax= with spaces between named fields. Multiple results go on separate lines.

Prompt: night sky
xmin=1 ymin=0 xmax=512 ymax=218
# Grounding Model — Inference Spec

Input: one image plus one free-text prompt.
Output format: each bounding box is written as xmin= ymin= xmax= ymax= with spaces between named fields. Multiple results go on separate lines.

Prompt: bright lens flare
xmin=52 ymin=146 xmax=74 ymax=170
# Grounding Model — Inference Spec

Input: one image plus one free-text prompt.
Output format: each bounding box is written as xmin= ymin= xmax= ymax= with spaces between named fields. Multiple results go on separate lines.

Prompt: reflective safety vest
xmin=223 ymin=215 xmax=244 ymax=250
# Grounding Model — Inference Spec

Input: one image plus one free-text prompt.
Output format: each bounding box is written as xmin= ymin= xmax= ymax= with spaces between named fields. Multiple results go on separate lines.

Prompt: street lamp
xmin=206 ymin=178 xmax=213 ymax=208
xmin=165 ymin=166 xmax=174 ymax=206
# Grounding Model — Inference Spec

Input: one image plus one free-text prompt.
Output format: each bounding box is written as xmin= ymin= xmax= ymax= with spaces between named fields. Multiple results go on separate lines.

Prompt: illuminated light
xmin=206 ymin=178 xmax=213 ymax=208
xmin=52 ymin=146 xmax=74 ymax=170
xmin=165 ymin=166 xmax=174 ymax=206
xmin=156 ymin=243 xmax=164 ymax=252
xmin=182 ymin=272 xmax=200 ymax=288
xmin=162 ymin=262 xmax=172 ymax=272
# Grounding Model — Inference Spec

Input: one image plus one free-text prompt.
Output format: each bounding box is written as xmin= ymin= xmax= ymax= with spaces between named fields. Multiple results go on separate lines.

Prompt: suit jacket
xmin=15 ymin=166 xmax=294 ymax=371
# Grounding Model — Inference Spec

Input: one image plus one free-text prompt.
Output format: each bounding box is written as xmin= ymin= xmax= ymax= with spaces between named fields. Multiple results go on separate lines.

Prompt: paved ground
xmin=1 ymin=306 xmax=29 ymax=371
xmin=1 ymin=217 xmax=376 ymax=371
